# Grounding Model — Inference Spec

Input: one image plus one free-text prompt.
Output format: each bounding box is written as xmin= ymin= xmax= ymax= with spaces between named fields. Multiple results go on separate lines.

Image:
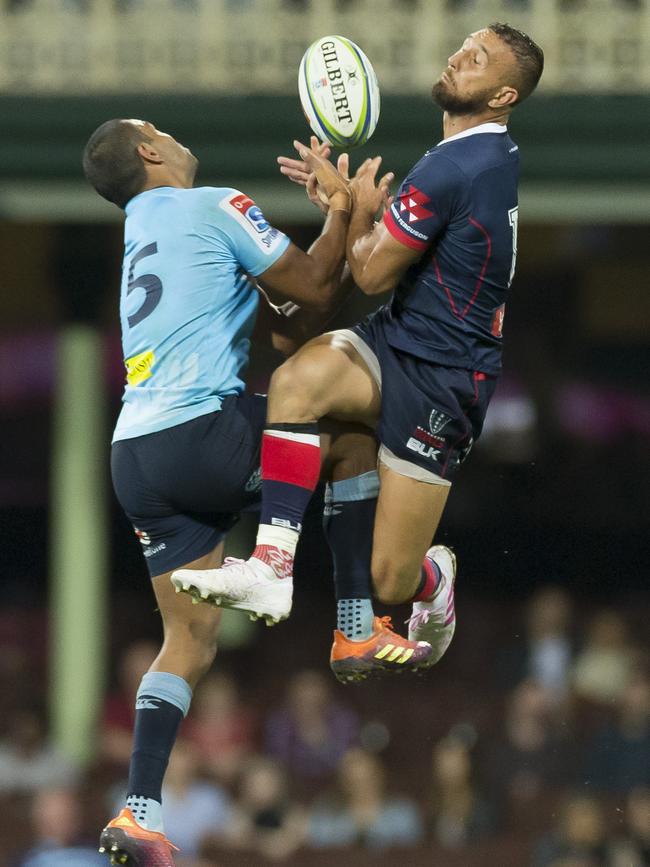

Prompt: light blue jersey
xmin=113 ymin=186 xmax=290 ymax=442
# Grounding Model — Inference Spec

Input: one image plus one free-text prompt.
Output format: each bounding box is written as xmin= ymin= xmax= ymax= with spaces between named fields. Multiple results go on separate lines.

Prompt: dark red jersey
xmin=382 ymin=122 xmax=520 ymax=375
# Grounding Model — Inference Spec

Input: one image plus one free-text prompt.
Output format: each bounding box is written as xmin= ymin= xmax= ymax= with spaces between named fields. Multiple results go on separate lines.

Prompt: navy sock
xmin=324 ymin=471 xmax=378 ymax=639
xmin=127 ymin=671 xmax=192 ymax=804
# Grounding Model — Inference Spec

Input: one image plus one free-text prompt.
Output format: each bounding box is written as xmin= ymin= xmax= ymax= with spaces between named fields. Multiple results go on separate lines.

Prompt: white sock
xmin=255 ymin=523 xmax=299 ymax=557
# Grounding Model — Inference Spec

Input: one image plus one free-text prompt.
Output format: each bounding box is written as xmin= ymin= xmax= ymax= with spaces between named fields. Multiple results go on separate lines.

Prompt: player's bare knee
xmin=269 ymin=354 xmax=333 ymax=420
xmin=162 ymin=615 xmax=220 ymax=681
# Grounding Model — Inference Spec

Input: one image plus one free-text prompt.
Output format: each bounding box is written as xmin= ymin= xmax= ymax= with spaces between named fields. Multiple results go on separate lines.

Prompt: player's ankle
xmin=256 ymin=523 xmax=299 ymax=557
xmin=251 ymin=543 xmax=294 ymax=580
xmin=412 ymin=556 xmax=441 ymax=603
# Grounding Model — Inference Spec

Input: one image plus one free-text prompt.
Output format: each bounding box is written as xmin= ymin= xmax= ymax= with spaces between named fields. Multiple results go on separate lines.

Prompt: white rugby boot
xmin=406 ymin=545 xmax=457 ymax=666
xmin=171 ymin=554 xmax=293 ymax=626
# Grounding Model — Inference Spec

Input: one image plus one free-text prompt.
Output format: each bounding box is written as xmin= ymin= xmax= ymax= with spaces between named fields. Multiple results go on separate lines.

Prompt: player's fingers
xmin=352 ymin=157 xmax=374 ymax=180
xmin=337 ymin=152 xmax=350 ymax=180
xmin=278 ymin=155 xmax=308 ymax=171
xmin=364 ymin=155 xmax=383 ymax=181
xmin=278 ymin=157 xmax=311 ymax=183
xmin=378 ymin=171 xmax=395 ymax=192
xmin=294 ymin=139 xmax=319 ymax=162
xmin=311 ymin=135 xmax=331 ymax=159
xmin=279 ymin=165 xmax=309 ymax=185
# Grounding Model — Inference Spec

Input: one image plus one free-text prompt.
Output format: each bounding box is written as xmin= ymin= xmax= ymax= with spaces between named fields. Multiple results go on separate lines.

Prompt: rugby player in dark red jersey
xmin=173 ymin=23 xmax=544 ymax=678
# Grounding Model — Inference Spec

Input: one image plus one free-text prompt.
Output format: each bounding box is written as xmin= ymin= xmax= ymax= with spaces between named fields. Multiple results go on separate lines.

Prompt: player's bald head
xmin=83 ymin=119 xmax=153 ymax=209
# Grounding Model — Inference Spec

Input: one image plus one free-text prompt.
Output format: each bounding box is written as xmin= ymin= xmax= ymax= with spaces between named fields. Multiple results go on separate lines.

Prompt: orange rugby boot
xmin=99 ymin=808 xmax=179 ymax=866
xmin=330 ymin=615 xmax=434 ymax=683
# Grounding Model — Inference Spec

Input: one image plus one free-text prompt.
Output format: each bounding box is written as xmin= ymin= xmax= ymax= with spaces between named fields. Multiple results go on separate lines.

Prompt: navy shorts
xmin=111 ymin=394 xmax=266 ymax=577
xmin=345 ymin=312 xmax=497 ymax=480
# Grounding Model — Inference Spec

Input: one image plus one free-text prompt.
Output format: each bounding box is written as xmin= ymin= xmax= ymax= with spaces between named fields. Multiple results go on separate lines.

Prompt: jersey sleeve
xmin=383 ymin=152 xmax=464 ymax=251
xmin=213 ymin=189 xmax=291 ymax=276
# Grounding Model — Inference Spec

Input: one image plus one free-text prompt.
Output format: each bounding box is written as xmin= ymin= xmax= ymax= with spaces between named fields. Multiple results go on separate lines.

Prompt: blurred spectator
xmin=99 ymin=639 xmax=157 ymax=768
xmin=526 ymin=588 xmax=574 ymax=703
xmin=13 ymin=788 xmax=104 ymax=866
xmin=223 ymin=756 xmax=305 ymax=861
xmin=430 ymin=735 xmax=494 ymax=848
xmin=264 ymin=669 xmax=359 ymax=792
xmin=307 ymin=747 xmax=424 ymax=850
xmin=485 ymin=679 xmax=574 ymax=830
xmin=160 ymin=739 xmax=232 ymax=855
xmin=498 ymin=587 xmax=574 ymax=705
xmin=583 ymin=672 xmax=650 ymax=793
xmin=0 ymin=703 xmax=78 ymax=794
xmin=532 ymin=794 xmax=610 ymax=867
xmin=572 ymin=610 xmax=638 ymax=705
xmin=609 ymin=786 xmax=650 ymax=867
xmin=187 ymin=671 xmax=256 ymax=785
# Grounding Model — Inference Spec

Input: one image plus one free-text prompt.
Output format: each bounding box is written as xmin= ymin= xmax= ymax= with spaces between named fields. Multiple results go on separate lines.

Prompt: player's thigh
xmin=371 ymin=462 xmax=450 ymax=602
xmin=268 ymin=332 xmax=381 ymax=427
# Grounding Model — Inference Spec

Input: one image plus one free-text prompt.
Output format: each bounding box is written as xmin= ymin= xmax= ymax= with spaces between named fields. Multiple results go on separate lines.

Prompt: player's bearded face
xmin=431 ymin=76 xmax=495 ymax=115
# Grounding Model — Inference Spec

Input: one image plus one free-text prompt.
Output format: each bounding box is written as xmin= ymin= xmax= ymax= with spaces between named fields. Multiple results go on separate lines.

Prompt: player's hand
xmin=306 ymin=152 xmax=349 ymax=215
xmin=293 ymin=139 xmax=351 ymax=212
xmin=277 ymin=135 xmax=331 ymax=186
xmin=350 ymin=156 xmax=394 ymax=218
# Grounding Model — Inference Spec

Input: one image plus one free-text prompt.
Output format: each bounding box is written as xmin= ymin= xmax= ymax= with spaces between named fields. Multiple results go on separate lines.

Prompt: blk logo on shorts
xmin=406 ymin=407 xmax=452 ymax=462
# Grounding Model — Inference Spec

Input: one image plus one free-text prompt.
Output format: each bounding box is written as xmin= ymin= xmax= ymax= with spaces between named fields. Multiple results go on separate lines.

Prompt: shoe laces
xmin=215 ymin=557 xmax=258 ymax=598
xmin=406 ymin=609 xmax=431 ymax=631
xmin=378 ymin=615 xmax=396 ymax=632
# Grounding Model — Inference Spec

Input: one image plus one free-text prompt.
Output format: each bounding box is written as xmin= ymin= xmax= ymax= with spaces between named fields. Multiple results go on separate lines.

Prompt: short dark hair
xmin=82 ymin=119 xmax=152 ymax=209
xmin=489 ymin=22 xmax=544 ymax=104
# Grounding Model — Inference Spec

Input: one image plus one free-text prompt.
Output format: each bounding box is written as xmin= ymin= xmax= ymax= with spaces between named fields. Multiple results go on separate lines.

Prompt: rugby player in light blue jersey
xmin=83 ymin=119 xmax=432 ymax=867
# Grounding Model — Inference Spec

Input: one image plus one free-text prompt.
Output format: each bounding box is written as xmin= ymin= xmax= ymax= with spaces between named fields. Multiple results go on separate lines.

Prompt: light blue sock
xmin=337 ymin=597 xmax=375 ymax=640
xmin=126 ymin=794 xmax=164 ymax=833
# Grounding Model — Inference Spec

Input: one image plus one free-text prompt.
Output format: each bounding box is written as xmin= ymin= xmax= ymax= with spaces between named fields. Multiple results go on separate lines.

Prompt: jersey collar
xmin=437 ymin=122 xmax=507 ymax=146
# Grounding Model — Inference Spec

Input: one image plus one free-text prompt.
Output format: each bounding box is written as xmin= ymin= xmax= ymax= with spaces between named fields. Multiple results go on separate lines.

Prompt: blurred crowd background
xmin=0 ymin=1 xmax=648 ymax=865
xmin=1 ymin=585 xmax=649 ymax=866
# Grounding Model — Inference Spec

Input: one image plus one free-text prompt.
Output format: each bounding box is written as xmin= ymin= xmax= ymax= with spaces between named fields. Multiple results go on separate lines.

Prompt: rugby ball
xmin=298 ymin=35 xmax=380 ymax=148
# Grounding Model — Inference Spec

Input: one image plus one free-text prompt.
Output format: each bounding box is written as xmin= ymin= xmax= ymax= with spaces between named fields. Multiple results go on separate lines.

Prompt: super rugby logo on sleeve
xmin=221 ymin=192 xmax=284 ymax=254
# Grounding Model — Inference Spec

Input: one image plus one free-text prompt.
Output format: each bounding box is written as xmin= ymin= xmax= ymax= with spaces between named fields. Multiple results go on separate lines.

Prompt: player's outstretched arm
xmin=347 ymin=158 xmax=419 ymax=295
xmin=257 ymin=140 xmax=351 ymax=312
xmin=254 ymin=266 xmax=357 ymax=357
